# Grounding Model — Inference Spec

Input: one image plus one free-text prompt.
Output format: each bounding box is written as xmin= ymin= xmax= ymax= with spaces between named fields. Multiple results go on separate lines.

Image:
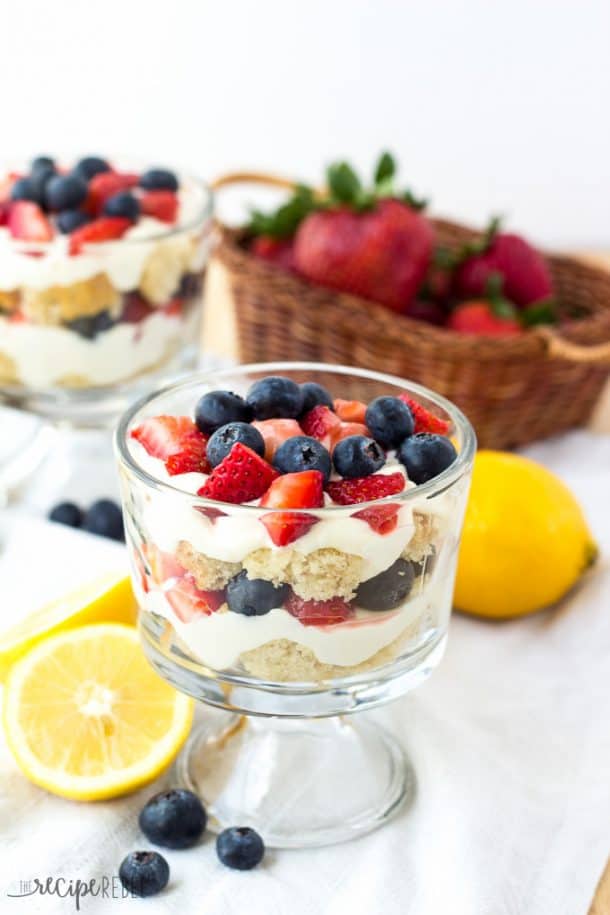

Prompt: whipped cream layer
xmin=0 ymin=180 xmax=209 ymax=292
xmin=143 ymin=577 xmax=448 ymax=669
xmin=0 ymin=309 xmax=191 ymax=387
xmin=131 ymin=443 xmax=419 ymax=581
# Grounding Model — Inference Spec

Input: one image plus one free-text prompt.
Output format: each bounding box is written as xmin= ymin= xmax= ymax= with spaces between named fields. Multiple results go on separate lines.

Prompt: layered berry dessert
xmin=0 ymin=156 xmax=210 ymax=390
xmin=125 ymin=375 xmax=469 ymax=682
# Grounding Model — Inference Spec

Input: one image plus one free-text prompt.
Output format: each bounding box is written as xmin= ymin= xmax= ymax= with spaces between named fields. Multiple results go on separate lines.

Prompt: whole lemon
xmin=454 ymin=451 xmax=597 ymax=618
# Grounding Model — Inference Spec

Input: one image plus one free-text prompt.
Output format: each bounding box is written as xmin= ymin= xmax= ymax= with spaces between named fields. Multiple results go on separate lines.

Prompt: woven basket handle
xmin=211 ymin=171 xmax=297 ymax=193
xmin=537 ymin=326 xmax=610 ymax=365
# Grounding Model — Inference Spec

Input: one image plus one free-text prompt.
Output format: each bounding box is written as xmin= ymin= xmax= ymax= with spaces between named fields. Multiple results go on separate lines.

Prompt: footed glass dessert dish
xmin=115 ymin=363 xmax=475 ymax=847
xmin=0 ymin=155 xmax=213 ymax=500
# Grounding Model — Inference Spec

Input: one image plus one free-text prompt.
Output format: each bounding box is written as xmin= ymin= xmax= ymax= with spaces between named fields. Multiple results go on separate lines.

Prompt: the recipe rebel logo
xmin=6 ymin=875 xmax=135 ymax=910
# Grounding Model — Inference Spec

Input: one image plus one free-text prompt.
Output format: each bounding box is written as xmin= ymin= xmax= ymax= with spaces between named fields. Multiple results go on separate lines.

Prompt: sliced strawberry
xmin=327 ymin=472 xmax=405 ymax=534
xmin=0 ymin=201 xmax=11 ymax=226
xmin=300 ymin=405 xmax=341 ymax=449
xmin=122 ymin=294 xmax=155 ymax=323
xmin=252 ymin=418 xmax=303 ymax=461
xmin=8 ymin=201 xmax=53 ymax=242
xmin=166 ymin=575 xmax=225 ymax=622
xmin=132 ymin=415 xmax=202 ymax=459
xmin=260 ymin=470 xmax=324 ymax=546
xmin=327 ymin=472 xmax=406 ymax=505
xmin=140 ymin=190 xmax=179 ymax=223
xmin=353 ymin=504 xmax=400 ymax=535
xmin=131 ymin=415 xmax=209 ymax=475
xmin=397 ymin=393 xmax=450 ymax=435
xmin=69 ymin=217 xmax=132 ymax=255
xmin=285 ymin=591 xmax=355 ymax=626
xmin=198 ymin=442 xmax=278 ymax=504
xmin=333 ymin=399 xmax=367 ymax=423
xmin=144 ymin=544 xmax=185 ymax=586
xmin=330 ymin=421 xmax=369 ymax=452
xmin=85 ymin=171 xmax=139 ymax=215
xmin=165 ymin=435 xmax=210 ymax=476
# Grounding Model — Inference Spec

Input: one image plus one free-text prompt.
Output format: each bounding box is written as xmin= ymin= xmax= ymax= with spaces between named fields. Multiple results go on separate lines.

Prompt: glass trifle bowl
xmin=0 ymin=156 xmax=213 ymax=497
xmin=115 ymin=362 xmax=476 ymax=847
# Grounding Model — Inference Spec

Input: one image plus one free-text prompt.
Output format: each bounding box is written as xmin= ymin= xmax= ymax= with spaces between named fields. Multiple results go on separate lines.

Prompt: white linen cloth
xmin=0 ymin=430 xmax=609 ymax=915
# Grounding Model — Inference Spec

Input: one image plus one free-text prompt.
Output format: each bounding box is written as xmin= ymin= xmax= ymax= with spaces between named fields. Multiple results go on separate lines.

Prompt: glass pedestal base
xmin=174 ymin=709 xmax=414 ymax=848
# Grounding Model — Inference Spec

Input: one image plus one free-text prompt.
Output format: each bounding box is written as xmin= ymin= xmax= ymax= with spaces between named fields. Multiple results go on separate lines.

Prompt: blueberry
xmin=216 ymin=827 xmax=265 ymax=871
xmin=72 ymin=156 xmax=111 ymax=181
xmin=247 ymin=376 xmax=303 ymax=420
xmin=10 ymin=177 xmax=43 ymax=205
xmin=67 ymin=310 xmax=116 ymax=339
xmin=45 ymin=174 xmax=87 ymax=211
xmin=299 ymin=381 xmax=334 ymax=415
xmin=56 ymin=209 xmax=91 ymax=233
xmin=195 ymin=390 xmax=253 ymax=435
xmin=207 ymin=422 xmax=265 ymax=468
xmin=227 ymin=571 xmax=287 ymax=616
xmin=140 ymin=168 xmax=178 ymax=191
xmin=365 ymin=396 xmax=414 ymax=449
xmin=103 ymin=191 xmax=140 ymax=221
xmin=139 ymin=788 xmax=206 ymax=850
xmin=31 ymin=155 xmax=55 ymax=173
xmin=332 ymin=435 xmax=385 ymax=479
xmin=82 ymin=499 xmax=124 ymax=541
xmin=273 ymin=435 xmax=331 ymax=480
xmin=118 ymin=851 xmax=169 ymax=897
xmin=398 ymin=433 xmax=457 ymax=484
xmin=48 ymin=501 xmax=83 ymax=528
xmin=355 ymin=558 xmax=415 ymax=611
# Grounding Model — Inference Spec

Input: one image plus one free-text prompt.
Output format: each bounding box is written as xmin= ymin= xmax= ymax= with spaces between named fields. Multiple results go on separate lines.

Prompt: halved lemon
xmin=0 ymin=572 xmax=137 ymax=682
xmin=3 ymin=623 xmax=193 ymax=801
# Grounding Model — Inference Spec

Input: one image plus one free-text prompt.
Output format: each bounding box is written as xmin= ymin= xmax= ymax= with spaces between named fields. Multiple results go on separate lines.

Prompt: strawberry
xmin=198 ymin=442 xmax=277 ymax=504
xmin=285 ymin=591 xmax=355 ymax=626
xmin=162 ymin=298 xmax=184 ymax=317
xmin=398 ymin=394 xmax=450 ymax=435
xmin=250 ymin=235 xmax=297 ymax=271
xmin=453 ymin=228 xmax=553 ymax=308
xmin=448 ymin=301 xmax=523 ymax=337
xmin=327 ymin=472 xmax=405 ymax=534
xmin=166 ymin=575 xmax=225 ymax=622
xmin=295 ymin=198 xmax=433 ymax=312
xmin=403 ymin=298 xmax=447 ymax=326
xmin=85 ymin=171 xmax=139 ymax=215
xmin=122 ymin=294 xmax=155 ymax=323
xmin=131 ymin=415 xmax=210 ymax=474
xmin=333 ymin=399 xmax=367 ymax=423
xmin=260 ymin=470 xmax=324 ymax=546
xmin=140 ymin=190 xmax=179 ymax=223
xmin=144 ymin=544 xmax=185 ymax=586
xmin=300 ymin=405 xmax=341 ymax=449
xmin=0 ymin=201 xmax=11 ymax=226
xmin=69 ymin=217 xmax=132 ymax=255
xmin=252 ymin=419 xmax=303 ymax=461
xmin=165 ymin=437 xmax=210 ymax=476
xmin=8 ymin=201 xmax=53 ymax=242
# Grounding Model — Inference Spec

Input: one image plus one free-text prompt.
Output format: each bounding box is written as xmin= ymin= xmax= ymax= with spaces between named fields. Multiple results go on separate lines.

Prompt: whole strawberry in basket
xmin=248 ymin=152 xmax=434 ymax=313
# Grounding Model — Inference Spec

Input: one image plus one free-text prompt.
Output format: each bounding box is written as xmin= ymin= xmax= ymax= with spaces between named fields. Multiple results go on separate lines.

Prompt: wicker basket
xmin=211 ymin=172 xmax=610 ymax=449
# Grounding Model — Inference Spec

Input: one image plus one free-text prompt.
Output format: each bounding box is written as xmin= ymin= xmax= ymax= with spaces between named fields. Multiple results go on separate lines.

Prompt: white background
xmin=3 ymin=1 xmax=610 ymax=244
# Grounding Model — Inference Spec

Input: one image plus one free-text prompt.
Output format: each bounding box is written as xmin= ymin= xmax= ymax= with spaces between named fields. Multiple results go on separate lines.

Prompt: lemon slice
xmin=3 ymin=623 xmax=193 ymax=801
xmin=0 ymin=573 xmax=137 ymax=682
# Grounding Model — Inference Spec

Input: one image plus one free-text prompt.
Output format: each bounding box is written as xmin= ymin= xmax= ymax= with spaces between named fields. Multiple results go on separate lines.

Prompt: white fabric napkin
xmin=1 ymin=430 xmax=609 ymax=915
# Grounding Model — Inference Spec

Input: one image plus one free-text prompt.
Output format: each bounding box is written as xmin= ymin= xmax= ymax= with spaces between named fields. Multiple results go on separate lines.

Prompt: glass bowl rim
xmin=114 ymin=361 xmax=477 ymax=514
xmin=0 ymin=168 xmax=214 ymax=248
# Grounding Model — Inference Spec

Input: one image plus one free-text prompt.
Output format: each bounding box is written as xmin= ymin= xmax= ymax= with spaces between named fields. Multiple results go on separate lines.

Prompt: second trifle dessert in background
xmin=0 ymin=155 xmax=211 ymax=391
xmin=126 ymin=372 xmax=469 ymax=682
